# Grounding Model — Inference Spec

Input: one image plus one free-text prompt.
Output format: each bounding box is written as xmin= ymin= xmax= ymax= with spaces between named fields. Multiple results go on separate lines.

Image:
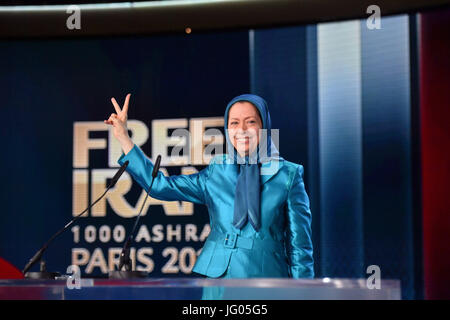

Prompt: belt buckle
xmin=224 ymin=232 xmax=237 ymax=249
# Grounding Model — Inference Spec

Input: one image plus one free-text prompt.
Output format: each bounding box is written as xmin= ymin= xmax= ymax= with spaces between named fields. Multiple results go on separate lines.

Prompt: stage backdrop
xmin=0 ymin=13 xmax=423 ymax=299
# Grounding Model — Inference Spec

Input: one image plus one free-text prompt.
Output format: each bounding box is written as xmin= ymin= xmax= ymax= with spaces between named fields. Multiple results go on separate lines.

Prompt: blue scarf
xmin=224 ymin=94 xmax=281 ymax=232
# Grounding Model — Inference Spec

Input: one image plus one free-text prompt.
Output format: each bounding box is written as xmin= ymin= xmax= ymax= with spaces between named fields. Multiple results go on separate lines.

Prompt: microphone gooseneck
xmin=117 ymin=155 xmax=161 ymax=273
xmin=22 ymin=160 xmax=129 ymax=276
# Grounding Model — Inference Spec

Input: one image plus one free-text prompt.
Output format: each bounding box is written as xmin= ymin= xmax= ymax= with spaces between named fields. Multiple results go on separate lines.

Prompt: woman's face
xmin=227 ymin=101 xmax=263 ymax=157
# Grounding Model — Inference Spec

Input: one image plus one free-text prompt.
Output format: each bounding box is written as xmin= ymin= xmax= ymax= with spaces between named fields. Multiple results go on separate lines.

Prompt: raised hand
xmin=105 ymin=93 xmax=134 ymax=154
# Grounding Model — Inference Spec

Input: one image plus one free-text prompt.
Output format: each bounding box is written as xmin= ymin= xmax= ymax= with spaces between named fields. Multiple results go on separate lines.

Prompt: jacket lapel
xmin=260 ymin=160 xmax=283 ymax=185
xmin=222 ymin=154 xmax=283 ymax=185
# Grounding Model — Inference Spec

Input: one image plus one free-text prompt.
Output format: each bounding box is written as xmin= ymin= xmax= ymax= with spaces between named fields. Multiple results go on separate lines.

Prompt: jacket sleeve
xmin=117 ymin=144 xmax=210 ymax=205
xmin=285 ymin=165 xmax=314 ymax=278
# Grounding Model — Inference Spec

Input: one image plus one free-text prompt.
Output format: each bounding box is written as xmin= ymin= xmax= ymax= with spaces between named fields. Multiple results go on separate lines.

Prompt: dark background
xmin=1 ymin=1 xmax=449 ymax=300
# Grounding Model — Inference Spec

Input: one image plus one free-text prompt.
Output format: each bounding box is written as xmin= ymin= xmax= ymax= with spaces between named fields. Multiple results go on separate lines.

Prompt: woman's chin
xmin=233 ymin=141 xmax=259 ymax=158
xmin=236 ymin=150 xmax=248 ymax=157
xmin=236 ymin=147 xmax=258 ymax=158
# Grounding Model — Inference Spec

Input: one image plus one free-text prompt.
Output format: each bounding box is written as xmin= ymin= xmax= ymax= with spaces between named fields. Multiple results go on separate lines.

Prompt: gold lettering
xmin=73 ymin=122 xmax=107 ymax=168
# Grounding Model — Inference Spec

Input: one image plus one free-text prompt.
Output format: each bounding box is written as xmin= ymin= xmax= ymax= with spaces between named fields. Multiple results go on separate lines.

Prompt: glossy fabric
xmin=118 ymin=145 xmax=314 ymax=279
xmin=232 ymin=159 xmax=261 ymax=231
xmin=224 ymin=94 xmax=276 ymax=233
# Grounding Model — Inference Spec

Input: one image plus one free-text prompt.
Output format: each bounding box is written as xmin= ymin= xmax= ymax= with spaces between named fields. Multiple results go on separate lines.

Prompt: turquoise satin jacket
xmin=118 ymin=144 xmax=314 ymax=279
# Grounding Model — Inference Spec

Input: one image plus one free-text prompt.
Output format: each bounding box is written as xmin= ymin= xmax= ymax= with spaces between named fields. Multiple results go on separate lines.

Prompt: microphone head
xmin=108 ymin=160 xmax=129 ymax=189
xmin=152 ymin=155 xmax=161 ymax=178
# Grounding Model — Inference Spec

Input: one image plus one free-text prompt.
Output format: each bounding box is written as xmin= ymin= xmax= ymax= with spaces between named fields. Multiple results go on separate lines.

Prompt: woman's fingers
xmin=104 ymin=113 xmax=119 ymax=125
xmin=122 ymin=93 xmax=131 ymax=115
xmin=111 ymin=97 xmax=121 ymax=114
xmin=109 ymin=94 xmax=130 ymax=126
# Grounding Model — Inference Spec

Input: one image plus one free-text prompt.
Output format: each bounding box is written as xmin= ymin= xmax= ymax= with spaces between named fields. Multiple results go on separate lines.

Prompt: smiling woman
xmin=227 ymin=101 xmax=263 ymax=157
xmin=104 ymin=93 xmax=314 ymax=298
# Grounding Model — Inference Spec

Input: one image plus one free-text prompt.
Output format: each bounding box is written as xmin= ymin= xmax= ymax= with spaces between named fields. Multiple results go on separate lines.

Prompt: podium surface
xmin=0 ymin=278 xmax=401 ymax=300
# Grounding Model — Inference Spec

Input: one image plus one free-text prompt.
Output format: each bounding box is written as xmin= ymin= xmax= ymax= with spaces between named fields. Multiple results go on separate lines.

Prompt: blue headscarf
xmin=224 ymin=94 xmax=281 ymax=231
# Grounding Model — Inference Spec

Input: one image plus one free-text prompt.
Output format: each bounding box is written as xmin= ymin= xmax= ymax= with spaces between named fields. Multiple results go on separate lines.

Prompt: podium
xmin=0 ymin=278 xmax=401 ymax=300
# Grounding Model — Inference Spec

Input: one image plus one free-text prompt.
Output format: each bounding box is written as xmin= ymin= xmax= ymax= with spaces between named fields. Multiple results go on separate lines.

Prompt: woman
xmin=104 ymin=93 xmax=314 ymax=282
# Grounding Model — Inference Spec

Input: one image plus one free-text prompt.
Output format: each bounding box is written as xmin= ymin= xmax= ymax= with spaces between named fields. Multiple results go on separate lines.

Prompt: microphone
xmin=108 ymin=160 xmax=130 ymax=188
xmin=110 ymin=155 xmax=161 ymax=279
xmin=22 ymin=160 xmax=129 ymax=278
xmin=152 ymin=154 xmax=162 ymax=179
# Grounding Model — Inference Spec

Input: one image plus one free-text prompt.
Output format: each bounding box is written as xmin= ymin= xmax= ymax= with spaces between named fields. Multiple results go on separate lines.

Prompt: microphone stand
xmin=22 ymin=161 xmax=129 ymax=279
xmin=109 ymin=155 xmax=161 ymax=279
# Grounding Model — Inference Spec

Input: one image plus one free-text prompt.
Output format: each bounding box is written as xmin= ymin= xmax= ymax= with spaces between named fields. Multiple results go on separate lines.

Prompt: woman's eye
xmin=230 ymin=121 xmax=238 ymax=125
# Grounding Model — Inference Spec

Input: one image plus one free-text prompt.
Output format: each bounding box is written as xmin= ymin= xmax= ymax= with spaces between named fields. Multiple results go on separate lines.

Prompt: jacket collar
xmin=221 ymin=154 xmax=283 ymax=185
xmin=260 ymin=159 xmax=283 ymax=185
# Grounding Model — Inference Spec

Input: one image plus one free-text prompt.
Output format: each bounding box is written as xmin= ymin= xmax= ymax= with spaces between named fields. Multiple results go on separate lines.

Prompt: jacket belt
xmin=208 ymin=230 xmax=284 ymax=252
